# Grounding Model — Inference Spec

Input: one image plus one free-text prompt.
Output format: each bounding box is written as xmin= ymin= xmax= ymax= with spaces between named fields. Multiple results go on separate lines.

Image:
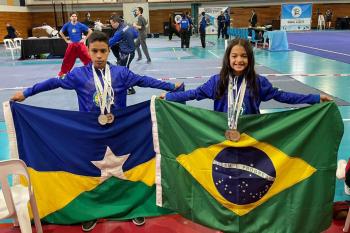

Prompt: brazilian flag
xmin=151 ymin=98 xmax=343 ymax=233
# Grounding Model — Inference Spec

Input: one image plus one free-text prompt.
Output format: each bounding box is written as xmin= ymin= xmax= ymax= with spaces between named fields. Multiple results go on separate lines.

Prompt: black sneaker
xmin=132 ymin=217 xmax=145 ymax=226
xmin=81 ymin=220 xmax=97 ymax=232
xmin=146 ymin=60 xmax=151 ymax=64
xmin=127 ymin=87 xmax=136 ymax=95
xmin=136 ymin=57 xmax=142 ymax=61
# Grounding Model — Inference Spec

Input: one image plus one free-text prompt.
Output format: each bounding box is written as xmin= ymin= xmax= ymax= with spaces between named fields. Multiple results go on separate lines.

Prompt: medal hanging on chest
xmin=93 ymin=64 xmax=115 ymax=125
xmin=226 ymin=75 xmax=247 ymax=142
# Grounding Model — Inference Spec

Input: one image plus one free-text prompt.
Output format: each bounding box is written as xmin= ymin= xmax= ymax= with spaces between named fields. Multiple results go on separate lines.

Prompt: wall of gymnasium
xmin=0 ymin=2 xmax=349 ymax=42
xmin=230 ymin=3 xmax=350 ymax=28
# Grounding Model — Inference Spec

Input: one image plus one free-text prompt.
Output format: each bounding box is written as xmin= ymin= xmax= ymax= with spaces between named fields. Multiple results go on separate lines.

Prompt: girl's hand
xmin=320 ymin=94 xmax=333 ymax=102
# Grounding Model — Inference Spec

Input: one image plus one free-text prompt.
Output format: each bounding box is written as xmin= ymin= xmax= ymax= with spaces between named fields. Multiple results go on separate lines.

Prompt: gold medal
xmin=225 ymin=129 xmax=240 ymax=142
xmin=98 ymin=114 xmax=108 ymax=125
xmin=106 ymin=113 xmax=115 ymax=124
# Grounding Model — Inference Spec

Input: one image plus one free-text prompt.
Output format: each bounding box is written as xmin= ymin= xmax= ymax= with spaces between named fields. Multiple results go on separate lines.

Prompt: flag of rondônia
xmin=151 ymin=97 xmax=343 ymax=233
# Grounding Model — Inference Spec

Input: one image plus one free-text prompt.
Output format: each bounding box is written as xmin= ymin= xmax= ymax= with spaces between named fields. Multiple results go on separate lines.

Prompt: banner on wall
xmin=198 ymin=7 xmax=229 ymax=35
xmin=122 ymin=3 xmax=150 ymax=33
xmin=281 ymin=3 xmax=312 ymax=31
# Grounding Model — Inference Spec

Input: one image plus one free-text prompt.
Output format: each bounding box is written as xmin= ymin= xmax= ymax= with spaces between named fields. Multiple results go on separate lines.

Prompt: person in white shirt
xmin=94 ymin=19 xmax=104 ymax=31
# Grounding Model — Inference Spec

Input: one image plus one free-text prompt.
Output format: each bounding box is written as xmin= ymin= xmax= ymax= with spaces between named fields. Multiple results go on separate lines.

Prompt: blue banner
xmin=281 ymin=3 xmax=312 ymax=31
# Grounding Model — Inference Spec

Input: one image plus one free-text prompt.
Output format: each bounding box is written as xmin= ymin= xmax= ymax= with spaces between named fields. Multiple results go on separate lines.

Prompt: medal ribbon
xmin=92 ymin=64 xmax=114 ymax=115
xmin=227 ymin=75 xmax=247 ymax=130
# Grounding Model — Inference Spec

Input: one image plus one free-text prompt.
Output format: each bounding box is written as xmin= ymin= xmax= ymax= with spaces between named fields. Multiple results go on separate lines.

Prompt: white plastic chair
xmin=3 ymin=39 xmax=17 ymax=60
xmin=13 ymin=38 xmax=23 ymax=53
xmin=0 ymin=159 xmax=43 ymax=233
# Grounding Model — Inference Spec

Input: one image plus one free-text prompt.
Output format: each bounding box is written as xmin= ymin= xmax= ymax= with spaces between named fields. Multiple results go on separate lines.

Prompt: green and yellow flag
xmin=151 ymin=98 xmax=343 ymax=233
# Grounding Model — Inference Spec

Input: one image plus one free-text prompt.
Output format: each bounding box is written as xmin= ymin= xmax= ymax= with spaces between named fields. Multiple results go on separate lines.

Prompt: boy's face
xmin=88 ymin=41 xmax=110 ymax=70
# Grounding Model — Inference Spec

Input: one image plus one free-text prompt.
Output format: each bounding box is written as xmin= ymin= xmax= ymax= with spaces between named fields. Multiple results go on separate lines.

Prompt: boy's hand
xmin=11 ymin=91 xmax=25 ymax=102
xmin=159 ymin=93 xmax=166 ymax=99
xmin=320 ymin=94 xmax=333 ymax=103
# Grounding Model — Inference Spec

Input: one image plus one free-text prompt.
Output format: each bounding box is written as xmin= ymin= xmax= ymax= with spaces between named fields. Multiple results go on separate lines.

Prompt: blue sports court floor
xmin=1 ymin=31 xmax=350 ymax=205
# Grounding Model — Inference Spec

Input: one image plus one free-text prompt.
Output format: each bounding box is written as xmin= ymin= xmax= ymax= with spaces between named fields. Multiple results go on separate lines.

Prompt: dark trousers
xmin=217 ymin=25 xmax=224 ymax=38
xmin=119 ymin=52 xmax=135 ymax=69
xmin=180 ymin=29 xmax=190 ymax=48
xmin=200 ymin=31 xmax=206 ymax=48
xmin=223 ymin=25 xmax=229 ymax=39
xmin=169 ymin=28 xmax=180 ymax=40
xmin=135 ymin=35 xmax=151 ymax=61
xmin=111 ymin=44 xmax=121 ymax=63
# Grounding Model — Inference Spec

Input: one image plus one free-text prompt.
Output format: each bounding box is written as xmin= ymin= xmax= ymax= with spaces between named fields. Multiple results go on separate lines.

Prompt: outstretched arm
xmin=11 ymin=73 xmax=76 ymax=102
xmin=164 ymin=75 xmax=218 ymax=102
xmin=260 ymin=76 xmax=332 ymax=104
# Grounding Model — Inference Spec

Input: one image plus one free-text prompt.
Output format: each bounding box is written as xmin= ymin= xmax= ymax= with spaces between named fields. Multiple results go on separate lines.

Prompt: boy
xmin=11 ymin=31 xmax=182 ymax=112
xmin=11 ymin=30 xmax=183 ymax=231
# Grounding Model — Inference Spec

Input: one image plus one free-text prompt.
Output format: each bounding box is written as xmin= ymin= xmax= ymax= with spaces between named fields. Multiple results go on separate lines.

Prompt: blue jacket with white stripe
xmin=24 ymin=63 xmax=177 ymax=112
xmin=165 ymin=74 xmax=320 ymax=114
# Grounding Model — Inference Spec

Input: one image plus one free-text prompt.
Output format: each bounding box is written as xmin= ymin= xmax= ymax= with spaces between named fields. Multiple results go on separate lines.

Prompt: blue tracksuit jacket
xmin=165 ymin=74 xmax=320 ymax=114
xmin=24 ymin=63 xmax=176 ymax=112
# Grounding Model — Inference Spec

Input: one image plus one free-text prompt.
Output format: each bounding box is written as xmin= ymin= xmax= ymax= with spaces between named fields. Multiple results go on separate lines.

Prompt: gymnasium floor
xmin=1 ymin=31 xmax=350 ymax=232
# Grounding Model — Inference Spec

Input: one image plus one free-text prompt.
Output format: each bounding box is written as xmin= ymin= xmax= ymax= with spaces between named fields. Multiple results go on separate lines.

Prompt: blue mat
xmin=0 ymin=122 xmax=9 ymax=161
xmin=287 ymin=31 xmax=350 ymax=64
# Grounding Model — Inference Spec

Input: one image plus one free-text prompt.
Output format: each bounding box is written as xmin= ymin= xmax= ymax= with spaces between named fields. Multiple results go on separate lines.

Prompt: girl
xmin=162 ymin=38 xmax=332 ymax=114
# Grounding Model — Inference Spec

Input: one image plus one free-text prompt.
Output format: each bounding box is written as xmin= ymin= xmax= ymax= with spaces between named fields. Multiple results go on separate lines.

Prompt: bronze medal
xmin=98 ymin=114 xmax=108 ymax=125
xmin=225 ymin=129 xmax=240 ymax=142
xmin=106 ymin=113 xmax=115 ymax=124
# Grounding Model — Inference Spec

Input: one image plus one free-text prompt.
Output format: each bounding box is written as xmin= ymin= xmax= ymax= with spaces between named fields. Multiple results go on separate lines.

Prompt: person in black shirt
xmin=83 ymin=12 xmax=94 ymax=28
xmin=4 ymin=23 xmax=19 ymax=39
xmin=217 ymin=11 xmax=225 ymax=39
xmin=168 ymin=13 xmax=180 ymax=40
xmin=249 ymin=9 xmax=257 ymax=27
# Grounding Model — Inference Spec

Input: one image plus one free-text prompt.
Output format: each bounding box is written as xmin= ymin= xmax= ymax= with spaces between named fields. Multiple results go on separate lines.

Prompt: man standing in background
xmin=217 ymin=11 xmax=225 ymax=39
xmin=199 ymin=12 xmax=207 ymax=48
xmin=223 ymin=10 xmax=230 ymax=39
xmin=249 ymin=9 xmax=257 ymax=27
xmin=59 ymin=12 xmax=92 ymax=78
xmin=133 ymin=7 xmax=151 ymax=64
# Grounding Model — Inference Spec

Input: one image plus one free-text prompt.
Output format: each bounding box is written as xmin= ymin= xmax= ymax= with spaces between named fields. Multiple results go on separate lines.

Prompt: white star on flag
xmin=91 ymin=146 xmax=130 ymax=183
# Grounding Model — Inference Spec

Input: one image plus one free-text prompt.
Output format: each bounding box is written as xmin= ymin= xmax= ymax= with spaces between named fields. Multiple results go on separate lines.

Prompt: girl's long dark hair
xmin=216 ymin=39 xmax=259 ymax=100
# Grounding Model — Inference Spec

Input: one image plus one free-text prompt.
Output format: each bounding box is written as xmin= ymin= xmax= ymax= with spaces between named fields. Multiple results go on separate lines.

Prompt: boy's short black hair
xmin=70 ymin=12 xmax=78 ymax=16
xmin=88 ymin=31 xmax=109 ymax=46
xmin=201 ymin=12 xmax=205 ymax=16
xmin=137 ymin=7 xmax=143 ymax=14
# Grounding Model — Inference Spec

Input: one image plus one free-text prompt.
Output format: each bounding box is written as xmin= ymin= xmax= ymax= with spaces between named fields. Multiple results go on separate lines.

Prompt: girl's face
xmin=229 ymin=45 xmax=248 ymax=76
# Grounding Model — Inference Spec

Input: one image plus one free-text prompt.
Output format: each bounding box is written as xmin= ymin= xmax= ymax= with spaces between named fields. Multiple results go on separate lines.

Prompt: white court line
xmin=172 ymin=48 xmax=181 ymax=60
xmin=1 ymin=72 xmax=350 ymax=91
xmin=289 ymin=43 xmax=350 ymax=57
xmin=157 ymin=75 xmax=210 ymax=80
xmin=208 ymin=50 xmax=220 ymax=58
xmin=0 ymin=86 xmax=28 ymax=91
